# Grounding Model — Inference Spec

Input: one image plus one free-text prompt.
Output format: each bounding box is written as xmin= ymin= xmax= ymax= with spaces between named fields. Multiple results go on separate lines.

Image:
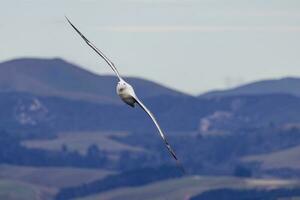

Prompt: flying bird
xmin=65 ymin=17 xmax=184 ymax=172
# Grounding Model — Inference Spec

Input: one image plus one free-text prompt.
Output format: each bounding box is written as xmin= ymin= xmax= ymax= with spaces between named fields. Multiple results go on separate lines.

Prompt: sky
xmin=0 ymin=0 xmax=300 ymax=95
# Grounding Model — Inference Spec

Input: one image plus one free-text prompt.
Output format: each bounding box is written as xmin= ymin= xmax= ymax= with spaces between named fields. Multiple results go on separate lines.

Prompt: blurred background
xmin=0 ymin=0 xmax=300 ymax=199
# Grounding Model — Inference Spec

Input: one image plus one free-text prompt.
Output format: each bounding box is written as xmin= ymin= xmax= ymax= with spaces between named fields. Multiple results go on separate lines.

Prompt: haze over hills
xmin=1 ymin=58 xmax=300 ymax=199
xmin=2 ymin=58 xmax=300 ymax=102
xmin=0 ymin=58 xmax=186 ymax=104
xmin=4 ymin=90 xmax=300 ymax=135
xmin=200 ymin=77 xmax=300 ymax=98
xmin=2 ymin=58 xmax=300 ymax=134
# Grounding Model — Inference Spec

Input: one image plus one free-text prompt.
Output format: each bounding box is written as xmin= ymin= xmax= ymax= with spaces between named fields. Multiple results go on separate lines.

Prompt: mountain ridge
xmin=200 ymin=77 xmax=300 ymax=98
xmin=0 ymin=58 xmax=188 ymax=104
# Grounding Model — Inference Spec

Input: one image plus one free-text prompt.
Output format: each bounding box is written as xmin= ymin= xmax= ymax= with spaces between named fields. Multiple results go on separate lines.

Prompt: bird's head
xmin=117 ymin=80 xmax=127 ymax=92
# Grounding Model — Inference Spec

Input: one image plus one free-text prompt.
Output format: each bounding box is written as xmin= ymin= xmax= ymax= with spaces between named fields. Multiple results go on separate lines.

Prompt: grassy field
xmin=0 ymin=164 xmax=116 ymax=200
xmin=76 ymin=176 xmax=299 ymax=200
xmin=242 ymin=145 xmax=300 ymax=170
xmin=0 ymin=165 xmax=115 ymax=189
xmin=0 ymin=179 xmax=54 ymax=200
xmin=21 ymin=131 xmax=144 ymax=156
xmin=0 ymin=166 xmax=299 ymax=200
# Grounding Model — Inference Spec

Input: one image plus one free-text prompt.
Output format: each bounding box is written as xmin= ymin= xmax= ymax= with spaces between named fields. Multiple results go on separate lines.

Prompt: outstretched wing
xmin=65 ymin=16 xmax=122 ymax=80
xmin=134 ymin=96 xmax=185 ymax=173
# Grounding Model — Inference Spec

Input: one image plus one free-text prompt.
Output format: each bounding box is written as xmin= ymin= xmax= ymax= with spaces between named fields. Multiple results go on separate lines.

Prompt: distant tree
xmin=87 ymin=144 xmax=100 ymax=157
xmin=55 ymin=165 xmax=183 ymax=200
xmin=268 ymin=121 xmax=275 ymax=128
xmin=61 ymin=144 xmax=68 ymax=153
xmin=118 ymin=151 xmax=133 ymax=170
xmin=234 ymin=165 xmax=252 ymax=177
xmin=86 ymin=144 xmax=107 ymax=167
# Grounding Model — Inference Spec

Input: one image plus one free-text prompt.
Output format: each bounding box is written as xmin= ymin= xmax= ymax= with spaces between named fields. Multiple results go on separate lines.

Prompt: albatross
xmin=66 ymin=17 xmax=184 ymax=172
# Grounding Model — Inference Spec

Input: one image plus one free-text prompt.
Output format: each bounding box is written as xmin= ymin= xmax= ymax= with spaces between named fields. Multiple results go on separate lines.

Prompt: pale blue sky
xmin=0 ymin=0 xmax=300 ymax=94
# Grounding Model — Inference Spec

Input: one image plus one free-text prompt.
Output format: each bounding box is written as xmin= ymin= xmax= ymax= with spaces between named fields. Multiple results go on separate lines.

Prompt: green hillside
xmin=242 ymin=145 xmax=300 ymax=170
xmin=21 ymin=131 xmax=144 ymax=156
xmin=0 ymin=179 xmax=54 ymax=200
xmin=76 ymin=176 xmax=298 ymax=200
xmin=0 ymin=165 xmax=115 ymax=189
xmin=0 ymin=58 xmax=185 ymax=104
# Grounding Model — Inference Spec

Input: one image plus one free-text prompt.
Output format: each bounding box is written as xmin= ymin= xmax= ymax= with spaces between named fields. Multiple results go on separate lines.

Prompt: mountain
xmin=0 ymin=91 xmax=202 ymax=133
xmin=2 ymin=58 xmax=300 ymax=200
xmin=200 ymin=77 xmax=300 ymax=98
xmin=4 ymin=91 xmax=300 ymax=172
xmin=0 ymin=58 xmax=186 ymax=104
xmin=3 ymin=91 xmax=300 ymax=135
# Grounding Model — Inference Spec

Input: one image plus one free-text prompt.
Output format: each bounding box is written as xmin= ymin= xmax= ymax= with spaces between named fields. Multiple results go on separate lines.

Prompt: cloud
xmin=227 ymin=11 xmax=300 ymax=17
xmin=96 ymin=26 xmax=300 ymax=33
xmin=126 ymin=0 xmax=197 ymax=4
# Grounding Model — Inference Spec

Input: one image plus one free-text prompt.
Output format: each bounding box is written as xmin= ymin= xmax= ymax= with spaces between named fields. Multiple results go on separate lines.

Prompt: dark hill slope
xmin=3 ymin=91 xmax=300 ymax=133
xmin=0 ymin=58 xmax=187 ymax=104
xmin=200 ymin=77 xmax=300 ymax=98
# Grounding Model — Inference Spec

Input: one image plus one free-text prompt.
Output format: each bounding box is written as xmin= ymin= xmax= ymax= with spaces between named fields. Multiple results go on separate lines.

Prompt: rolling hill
xmin=2 ymin=57 xmax=300 ymax=199
xmin=2 ymin=91 xmax=300 ymax=134
xmin=0 ymin=58 xmax=186 ymax=104
xmin=200 ymin=77 xmax=300 ymax=98
xmin=242 ymin=145 xmax=300 ymax=170
xmin=0 ymin=165 xmax=114 ymax=188
xmin=0 ymin=179 xmax=54 ymax=200
xmin=73 ymin=176 xmax=298 ymax=200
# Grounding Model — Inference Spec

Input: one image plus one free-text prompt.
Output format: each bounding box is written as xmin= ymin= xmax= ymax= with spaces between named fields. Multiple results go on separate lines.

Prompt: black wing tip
xmin=166 ymin=144 xmax=178 ymax=160
xmin=166 ymin=145 xmax=186 ymax=174
xmin=65 ymin=16 xmax=76 ymax=30
xmin=65 ymin=15 xmax=74 ymax=27
xmin=64 ymin=16 xmax=89 ymax=42
xmin=171 ymin=151 xmax=178 ymax=160
xmin=64 ymin=15 xmax=68 ymax=20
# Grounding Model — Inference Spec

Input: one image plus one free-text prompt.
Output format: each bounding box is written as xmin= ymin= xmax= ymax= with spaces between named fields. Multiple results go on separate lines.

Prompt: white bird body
xmin=116 ymin=80 xmax=136 ymax=107
xmin=66 ymin=17 xmax=184 ymax=173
